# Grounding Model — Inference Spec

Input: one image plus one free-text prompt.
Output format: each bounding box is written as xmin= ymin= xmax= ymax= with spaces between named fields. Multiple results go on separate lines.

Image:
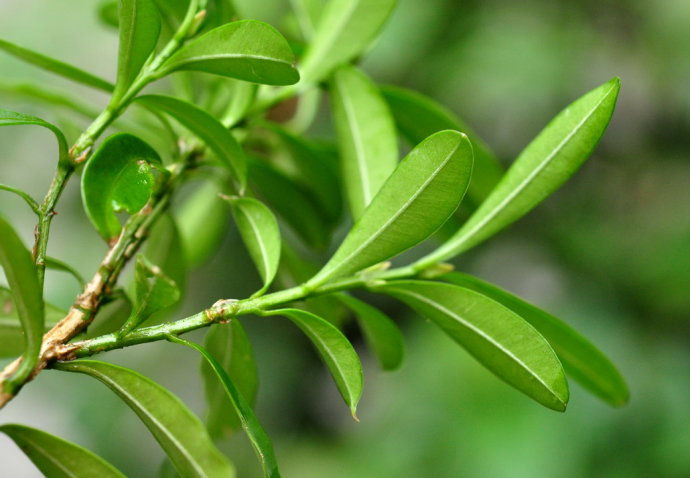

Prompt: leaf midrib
xmin=454 ymin=83 xmax=616 ymax=249
xmin=84 ymin=366 xmax=207 ymax=476
xmin=387 ymin=287 xmax=564 ymax=404
xmin=319 ymin=140 xmax=460 ymax=282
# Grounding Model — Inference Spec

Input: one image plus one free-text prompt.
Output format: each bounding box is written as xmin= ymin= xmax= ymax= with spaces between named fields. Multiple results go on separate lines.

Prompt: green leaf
xmin=307 ymin=130 xmax=473 ymax=287
xmin=159 ymin=20 xmax=299 ymax=85
xmin=99 ymin=1 xmax=120 ymax=28
xmin=248 ymin=158 xmax=330 ymax=250
xmin=221 ymin=80 xmax=258 ymax=127
xmin=263 ymin=124 xmax=342 ymax=224
xmin=0 ymin=286 xmax=64 ymax=358
xmin=225 ymin=197 xmax=281 ymax=297
xmin=140 ymin=214 xmax=187 ymax=323
xmin=381 ymin=85 xmax=503 ymax=207
xmin=417 ymin=78 xmax=621 ymax=266
xmin=54 ymin=360 xmax=236 ymax=477
xmin=298 ymin=0 xmax=397 ymax=85
xmin=45 ymin=256 xmax=86 ymax=287
xmin=112 ymin=0 xmax=161 ymax=101
xmin=0 ymin=183 xmax=40 ymax=214
xmin=375 ymin=280 xmax=569 ymax=411
xmin=120 ymin=255 xmax=180 ymax=335
xmin=171 ymin=335 xmax=280 ymax=478
xmin=330 ymin=65 xmax=398 ymax=220
xmin=136 ymin=94 xmax=247 ymax=191
xmin=0 ymin=424 xmax=126 ymax=478
xmin=337 ymin=294 xmax=404 ymax=370
xmin=0 ymin=38 xmax=115 ymax=92
xmin=202 ymin=321 xmax=258 ymax=437
xmin=269 ymin=308 xmax=363 ymax=417
xmin=81 ymin=133 xmax=162 ymax=241
xmin=175 ymin=180 xmax=230 ymax=268
xmin=82 ymin=293 xmax=133 ymax=339
xmin=442 ymin=272 xmax=629 ymax=406
xmin=0 ymin=215 xmax=44 ymax=393
xmin=0 ymin=108 xmax=69 ymax=165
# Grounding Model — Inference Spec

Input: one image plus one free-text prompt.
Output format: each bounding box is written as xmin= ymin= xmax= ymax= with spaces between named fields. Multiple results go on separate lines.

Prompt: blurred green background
xmin=1 ymin=0 xmax=689 ymax=476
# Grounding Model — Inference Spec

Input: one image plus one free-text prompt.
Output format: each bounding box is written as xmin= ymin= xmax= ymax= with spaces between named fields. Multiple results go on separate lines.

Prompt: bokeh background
xmin=1 ymin=0 xmax=689 ymax=476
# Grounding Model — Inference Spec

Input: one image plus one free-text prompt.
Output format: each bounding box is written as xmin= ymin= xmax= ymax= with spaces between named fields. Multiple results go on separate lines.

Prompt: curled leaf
xmin=81 ymin=133 xmax=162 ymax=241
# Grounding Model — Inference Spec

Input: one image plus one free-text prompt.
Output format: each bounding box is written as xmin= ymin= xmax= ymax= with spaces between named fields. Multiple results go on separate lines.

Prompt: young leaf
xmin=170 ymin=335 xmax=281 ymax=478
xmin=307 ymin=130 xmax=473 ymax=288
xmin=0 ymin=108 xmax=69 ymax=165
xmin=298 ymin=0 xmax=397 ymax=85
xmin=330 ymin=65 xmax=398 ymax=219
xmin=0 ymin=424 xmax=126 ymax=478
xmin=136 ymin=95 xmax=247 ymax=191
xmin=54 ymin=360 xmax=236 ymax=477
xmin=120 ymin=255 xmax=180 ymax=335
xmin=202 ymin=321 xmax=258 ymax=437
xmin=442 ymin=272 xmax=629 ymax=406
xmin=81 ymin=133 xmax=162 ymax=241
xmin=375 ymin=280 xmax=569 ymax=411
xmin=175 ymin=180 xmax=230 ymax=268
xmin=0 ymin=287 xmax=64 ymax=358
xmin=416 ymin=78 xmax=621 ymax=267
xmin=224 ymin=196 xmax=281 ymax=297
xmin=0 ymin=38 xmax=115 ymax=92
xmin=268 ymin=308 xmax=363 ymax=417
xmin=337 ymin=294 xmax=404 ymax=370
xmin=381 ymin=85 xmax=503 ymax=206
xmin=249 ymin=158 xmax=331 ymax=250
xmin=112 ymin=0 xmax=161 ymax=101
xmin=0 ymin=215 xmax=44 ymax=393
xmin=158 ymin=20 xmax=299 ymax=85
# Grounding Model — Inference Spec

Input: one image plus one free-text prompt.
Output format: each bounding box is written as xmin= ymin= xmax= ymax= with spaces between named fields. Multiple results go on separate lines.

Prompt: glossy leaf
xmin=120 ymin=255 xmax=180 ymax=335
xmin=0 ymin=424 xmax=125 ymax=478
xmin=0 ymin=38 xmax=114 ymax=92
xmin=225 ymin=196 xmax=281 ymax=297
xmin=0 ymin=108 xmax=69 ymax=165
xmin=0 ymin=215 xmax=44 ymax=392
xmin=381 ymin=85 xmax=503 ymax=206
xmin=442 ymin=272 xmax=629 ymax=406
xmin=202 ymin=321 xmax=258 ymax=437
xmin=376 ymin=280 xmax=569 ymax=411
xmin=159 ymin=20 xmax=299 ymax=85
xmin=417 ymin=78 xmax=621 ymax=266
xmin=0 ymin=287 xmax=64 ymax=358
xmin=249 ymin=158 xmax=330 ymax=249
xmin=137 ymin=94 xmax=247 ymax=191
xmin=337 ymin=294 xmax=404 ymax=370
xmin=81 ymin=133 xmax=162 ymax=241
xmin=54 ymin=360 xmax=235 ymax=477
xmin=112 ymin=0 xmax=161 ymax=100
xmin=307 ymin=130 xmax=473 ymax=287
xmin=330 ymin=65 xmax=398 ymax=219
xmin=299 ymin=0 xmax=397 ymax=85
xmin=270 ymin=308 xmax=362 ymax=417
xmin=175 ymin=180 xmax=230 ymax=268
xmin=171 ymin=335 xmax=280 ymax=478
